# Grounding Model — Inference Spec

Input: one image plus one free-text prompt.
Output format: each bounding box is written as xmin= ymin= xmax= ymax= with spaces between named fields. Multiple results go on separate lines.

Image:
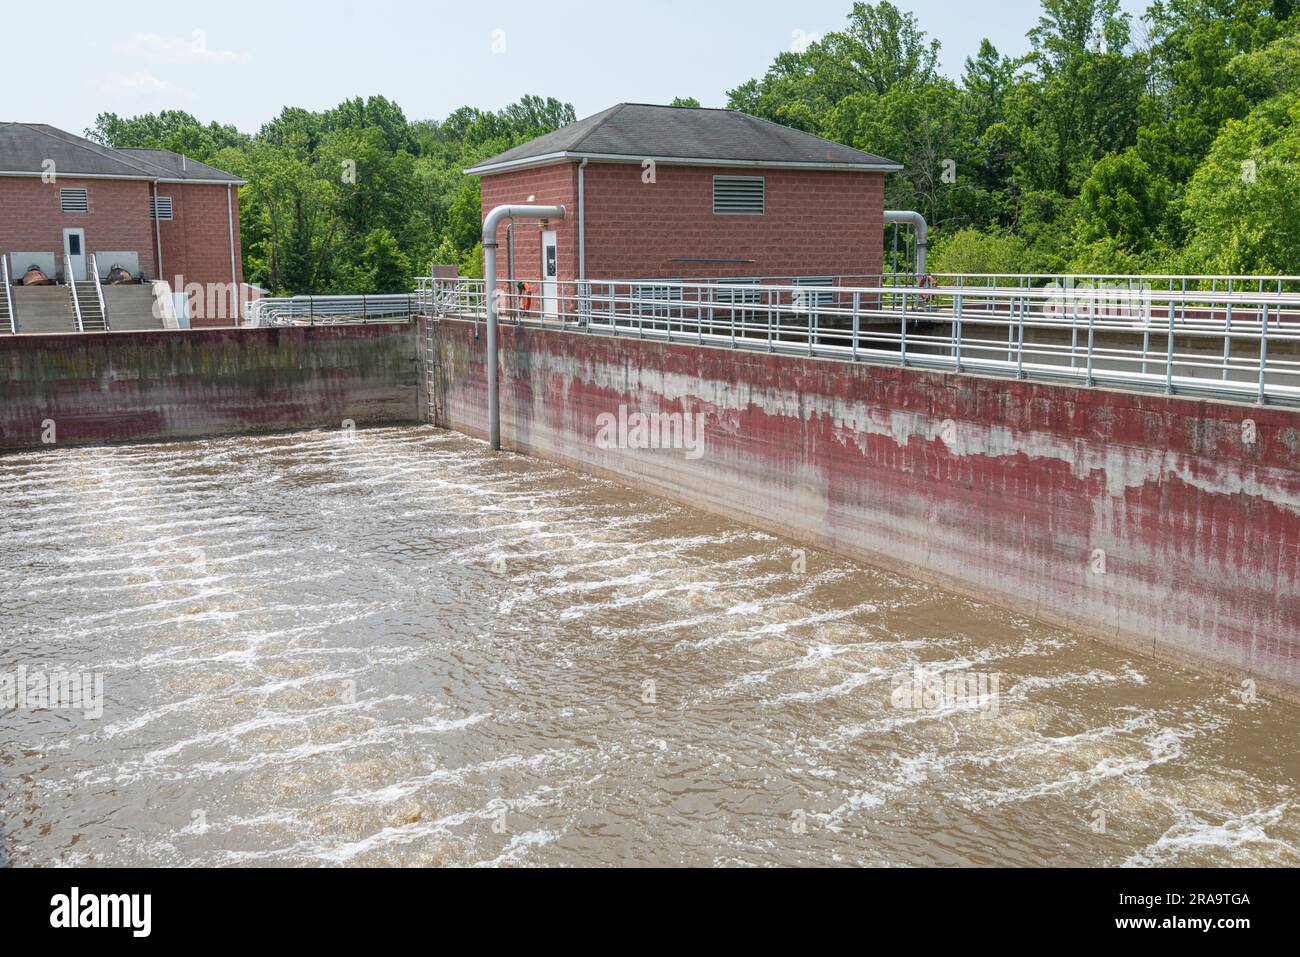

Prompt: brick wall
xmin=585 ymin=164 xmax=885 ymax=280
xmin=0 ymin=176 xmax=157 ymax=280
xmin=478 ymin=161 xmax=886 ymax=285
xmin=158 ymin=182 xmax=244 ymax=326
xmin=479 ymin=163 xmax=578 ymax=286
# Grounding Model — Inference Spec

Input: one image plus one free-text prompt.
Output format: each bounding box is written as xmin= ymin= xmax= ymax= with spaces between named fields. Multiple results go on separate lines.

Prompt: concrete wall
xmin=424 ymin=316 xmax=1300 ymax=698
xmin=0 ymin=323 xmax=420 ymax=450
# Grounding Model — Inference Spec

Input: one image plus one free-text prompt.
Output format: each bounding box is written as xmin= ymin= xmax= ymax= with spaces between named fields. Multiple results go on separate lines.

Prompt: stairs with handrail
xmin=0 ymin=257 xmax=15 ymax=334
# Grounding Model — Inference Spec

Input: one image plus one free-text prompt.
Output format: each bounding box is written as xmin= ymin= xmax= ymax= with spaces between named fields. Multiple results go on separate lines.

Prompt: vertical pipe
xmin=481 ymin=204 xmax=566 ymax=452
xmin=578 ymin=159 xmax=588 ymax=283
xmin=152 ymin=180 xmax=164 ymax=283
xmin=484 ymin=242 xmax=499 ymax=449
xmin=227 ymin=184 xmax=238 ymax=323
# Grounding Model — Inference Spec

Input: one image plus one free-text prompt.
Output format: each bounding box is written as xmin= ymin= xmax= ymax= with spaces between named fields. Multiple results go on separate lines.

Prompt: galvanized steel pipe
xmin=482 ymin=204 xmax=567 ymax=450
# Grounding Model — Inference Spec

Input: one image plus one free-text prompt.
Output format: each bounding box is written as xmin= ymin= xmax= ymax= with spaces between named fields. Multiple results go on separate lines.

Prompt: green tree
xmin=1181 ymin=92 xmax=1300 ymax=273
xmin=350 ymin=228 xmax=413 ymax=294
xmin=929 ymin=227 xmax=1031 ymax=274
xmin=1076 ymin=150 xmax=1171 ymax=249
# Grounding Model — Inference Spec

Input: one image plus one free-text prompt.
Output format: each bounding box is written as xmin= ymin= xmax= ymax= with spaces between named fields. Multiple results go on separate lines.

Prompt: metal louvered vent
xmin=150 ymin=196 xmax=174 ymax=221
xmin=713 ymin=176 xmax=765 ymax=215
xmin=60 ymin=188 xmax=89 ymax=213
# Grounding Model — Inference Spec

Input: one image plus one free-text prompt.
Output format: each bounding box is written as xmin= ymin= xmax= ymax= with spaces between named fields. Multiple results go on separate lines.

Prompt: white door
xmin=62 ymin=229 xmax=86 ymax=282
xmin=541 ymin=230 xmax=558 ymax=319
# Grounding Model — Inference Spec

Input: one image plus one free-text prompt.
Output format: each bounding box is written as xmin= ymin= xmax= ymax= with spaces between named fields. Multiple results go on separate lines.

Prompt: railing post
xmin=852 ymin=291 xmax=860 ymax=362
xmin=698 ymin=286 xmax=704 ymax=346
xmin=728 ymin=288 xmax=736 ymax=349
xmin=1222 ymin=301 xmax=1233 ymax=382
xmin=900 ymin=287 xmax=908 ymax=367
xmin=808 ymin=292 xmax=815 ymax=357
xmin=1165 ymin=296 xmax=1176 ymax=395
xmin=767 ymin=289 xmax=774 ymax=353
xmin=1140 ymin=296 xmax=1151 ymax=377
xmin=1006 ymin=295 xmax=1016 ymax=363
xmin=953 ymin=293 xmax=963 ymax=374
xmin=1070 ymin=297 xmax=1080 ymax=369
xmin=1258 ymin=302 xmax=1270 ymax=405
xmin=1085 ymin=295 xmax=1096 ymax=387
xmin=1015 ymin=296 xmax=1026 ymax=379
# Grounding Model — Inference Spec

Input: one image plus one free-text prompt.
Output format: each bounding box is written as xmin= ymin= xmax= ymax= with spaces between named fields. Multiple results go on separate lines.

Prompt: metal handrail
xmin=421 ymin=275 xmax=1300 ymax=408
xmin=1 ymin=256 xmax=14 ymax=334
xmin=246 ymin=293 xmax=418 ymax=327
xmin=88 ymin=254 xmax=109 ymax=331
xmin=67 ymin=263 xmax=83 ymax=333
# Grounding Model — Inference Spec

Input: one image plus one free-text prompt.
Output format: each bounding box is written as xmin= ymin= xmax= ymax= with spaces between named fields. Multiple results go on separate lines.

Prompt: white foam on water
xmin=5 ymin=427 xmax=1300 ymax=868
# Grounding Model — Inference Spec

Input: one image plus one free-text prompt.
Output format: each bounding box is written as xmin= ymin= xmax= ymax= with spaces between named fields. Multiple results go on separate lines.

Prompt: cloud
xmin=107 ymin=71 xmax=191 ymax=97
xmin=117 ymin=31 xmax=252 ymax=65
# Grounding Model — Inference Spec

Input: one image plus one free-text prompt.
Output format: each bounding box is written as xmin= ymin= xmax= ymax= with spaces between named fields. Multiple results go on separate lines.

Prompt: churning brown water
xmin=2 ymin=426 xmax=1299 ymax=868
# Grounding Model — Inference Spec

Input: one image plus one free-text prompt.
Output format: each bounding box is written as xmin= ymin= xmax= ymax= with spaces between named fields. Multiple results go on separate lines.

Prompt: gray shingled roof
xmin=0 ymin=122 xmax=242 ymax=183
xmin=117 ymin=148 xmax=242 ymax=183
xmin=466 ymin=103 xmax=901 ymax=175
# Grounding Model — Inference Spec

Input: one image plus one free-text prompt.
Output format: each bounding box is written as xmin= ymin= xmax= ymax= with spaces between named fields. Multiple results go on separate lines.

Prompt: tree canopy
xmin=90 ymin=1 xmax=1300 ymax=290
xmin=89 ymin=95 xmax=575 ymax=294
xmin=730 ymin=0 xmax=1299 ymax=275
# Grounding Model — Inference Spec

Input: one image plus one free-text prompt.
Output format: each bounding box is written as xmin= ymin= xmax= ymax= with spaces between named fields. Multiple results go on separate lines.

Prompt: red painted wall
xmin=478 ymin=161 xmax=886 ymax=284
xmin=425 ymin=316 xmax=1300 ymax=699
xmin=0 ymin=176 xmax=157 ymax=280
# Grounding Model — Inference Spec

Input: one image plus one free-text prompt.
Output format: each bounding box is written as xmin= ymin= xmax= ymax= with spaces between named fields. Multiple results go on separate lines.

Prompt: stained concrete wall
xmin=424 ymin=316 xmax=1300 ymax=698
xmin=0 ymin=324 xmax=420 ymax=450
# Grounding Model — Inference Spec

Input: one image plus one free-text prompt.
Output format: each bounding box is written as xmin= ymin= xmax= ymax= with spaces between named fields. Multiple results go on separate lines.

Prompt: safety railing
xmin=67 ymin=264 xmax=83 ymax=333
xmin=246 ymin=293 xmax=419 ymax=327
xmin=1 ymin=256 xmax=14 ymax=334
xmin=88 ymin=254 xmax=109 ymax=331
xmin=886 ymin=272 xmax=1300 ymax=295
xmin=421 ymin=276 xmax=1300 ymax=407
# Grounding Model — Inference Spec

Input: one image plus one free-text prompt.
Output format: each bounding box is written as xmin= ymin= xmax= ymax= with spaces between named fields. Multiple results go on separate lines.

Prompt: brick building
xmin=0 ymin=123 xmax=245 ymax=325
xmin=466 ymin=103 xmax=900 ymax=313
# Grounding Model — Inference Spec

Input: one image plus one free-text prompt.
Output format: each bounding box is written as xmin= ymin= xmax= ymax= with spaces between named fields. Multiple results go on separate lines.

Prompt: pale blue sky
xmin=20 ymin=0 xmax=1149 ymax=137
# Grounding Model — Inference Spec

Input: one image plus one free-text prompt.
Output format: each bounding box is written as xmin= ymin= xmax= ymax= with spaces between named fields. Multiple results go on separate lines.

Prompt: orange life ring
xmin=918 ymin=274 xmax=937 ymax=302
xmin=518 ymin=282 xmax=534 ymax=316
